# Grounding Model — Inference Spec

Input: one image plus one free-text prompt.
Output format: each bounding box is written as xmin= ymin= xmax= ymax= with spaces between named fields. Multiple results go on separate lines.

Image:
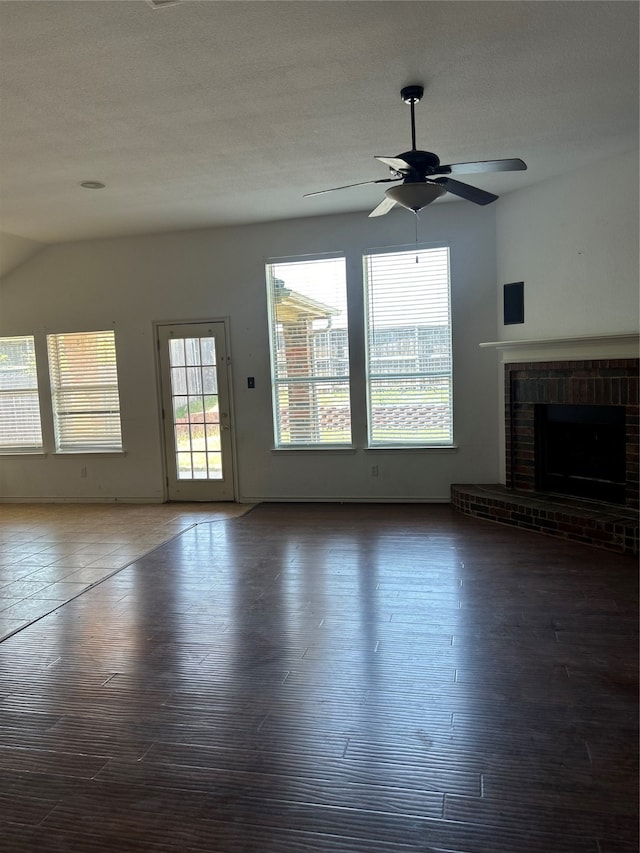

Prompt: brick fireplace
xmin=452 ymin=337 xmax=639 ymax=554
xmin=505 ymin=358 xmax=638 ymax=509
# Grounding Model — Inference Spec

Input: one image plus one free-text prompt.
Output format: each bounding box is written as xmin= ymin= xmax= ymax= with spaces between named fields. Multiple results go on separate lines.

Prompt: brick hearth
xmin=451 ymin=483 xmax=638 ymax=554
xmin=453 ymin=356 xmax=639 ymax=553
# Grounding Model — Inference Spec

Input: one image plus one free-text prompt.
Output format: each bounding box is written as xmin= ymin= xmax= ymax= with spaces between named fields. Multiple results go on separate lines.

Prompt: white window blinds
xmin=0 ymin=335 xmax=43 ymax=452
xmin=363 ymin=246 xmax=453 ymax=446
xmin=266 ymin=256 xmax=352 ymax=446
xmin=47 ymin=330 xmax=123 ymax=452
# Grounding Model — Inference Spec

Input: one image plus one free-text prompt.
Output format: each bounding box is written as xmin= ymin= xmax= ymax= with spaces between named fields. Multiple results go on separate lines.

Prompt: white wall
xmin=0 ymin=231 xmax=46 ymax=279
xmin=0 ymin=203 xmax=500 ymax=502
xmin=493 ymin=147 xmax=639 ymax=483
xmin=496 ymin=149 xmax=639 ymax=340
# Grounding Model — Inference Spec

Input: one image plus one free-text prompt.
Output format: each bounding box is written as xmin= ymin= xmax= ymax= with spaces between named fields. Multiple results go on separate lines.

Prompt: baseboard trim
xmin=0 ymin=496 xmax=165 ymax=504
xmin=0 ymin=495 xmax=452 ymax=505
xmin=239 ymin=495 xmax=451 ymax=504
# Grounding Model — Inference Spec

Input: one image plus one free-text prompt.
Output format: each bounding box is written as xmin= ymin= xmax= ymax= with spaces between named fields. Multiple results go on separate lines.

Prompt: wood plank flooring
xmin=0 ymin=502 xmax=252 ymax=641
xmin=0 ymin=503 xmax=637 ymax=852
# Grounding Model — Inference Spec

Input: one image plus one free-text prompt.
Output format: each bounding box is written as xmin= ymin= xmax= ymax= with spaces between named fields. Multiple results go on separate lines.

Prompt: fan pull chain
xmin=414 ymin=212 xmax=419 ymax=262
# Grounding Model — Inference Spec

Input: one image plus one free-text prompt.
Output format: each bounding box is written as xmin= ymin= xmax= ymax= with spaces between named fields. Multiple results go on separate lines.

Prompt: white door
xmin=157 ymin=322 xmax=235 ymax=501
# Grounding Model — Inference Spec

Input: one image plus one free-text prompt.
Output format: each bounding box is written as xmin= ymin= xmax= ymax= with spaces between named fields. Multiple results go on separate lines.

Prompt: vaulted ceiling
xmin=0 ymin=0 xmax=637 ymax=248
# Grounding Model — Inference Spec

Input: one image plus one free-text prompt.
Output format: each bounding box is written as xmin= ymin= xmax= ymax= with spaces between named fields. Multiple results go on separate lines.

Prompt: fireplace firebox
xmin=535 ymin=404 xmax=626 ymax=504
xmin=505 ymin=357 xmax=638 ymax=510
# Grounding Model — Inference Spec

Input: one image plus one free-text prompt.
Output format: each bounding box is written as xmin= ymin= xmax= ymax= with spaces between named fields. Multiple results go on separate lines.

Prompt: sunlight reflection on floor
xmin=0 ymin=502 xmax=254 ymax=641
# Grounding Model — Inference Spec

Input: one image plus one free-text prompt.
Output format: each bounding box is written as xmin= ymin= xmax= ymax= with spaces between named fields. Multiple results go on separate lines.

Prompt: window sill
xmin=271 ymin=445 xmax=357 ymax=454
xmin=53 ymin=450 xmax=127 ymax=457
xmin=365 ymin=445 xmax=458 ymax=453
xmin=270 ymin=445 xmax=458 ymax=454
xmin=0 ymin=450 xmax=46 ymax=457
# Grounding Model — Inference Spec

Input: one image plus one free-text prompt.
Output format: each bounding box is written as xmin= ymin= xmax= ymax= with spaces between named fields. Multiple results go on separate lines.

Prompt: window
xmin=47 ymin=330 xmax=123 ymax=452
xmin=266 ymin=256 xmax=351 ymax=446
xmin=0 ymin=335 xmax=43 ymax=452
xmin=364 ymin=246 xmax=452 ymax=446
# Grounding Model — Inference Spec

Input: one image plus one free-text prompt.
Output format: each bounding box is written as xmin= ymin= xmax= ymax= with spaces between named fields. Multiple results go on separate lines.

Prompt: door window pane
xmin=168 ymin=336 xmax=222 ymax=480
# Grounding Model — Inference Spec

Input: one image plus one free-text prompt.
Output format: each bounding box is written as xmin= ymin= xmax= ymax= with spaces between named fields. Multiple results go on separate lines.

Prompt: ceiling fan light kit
xmin=384 ymin=182 xmax=445 ymax=213
xmin=305 ymin=84 xmax=527 ymax=217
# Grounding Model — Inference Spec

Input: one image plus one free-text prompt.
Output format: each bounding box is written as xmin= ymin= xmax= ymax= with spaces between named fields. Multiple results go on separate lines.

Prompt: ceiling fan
xmin=304 ymin=85 xmax=527 ymax=217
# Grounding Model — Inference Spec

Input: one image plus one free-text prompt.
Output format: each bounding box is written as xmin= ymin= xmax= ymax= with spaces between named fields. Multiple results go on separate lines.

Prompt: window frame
xmin=266 ymin=253 xmax=353 ymax=449
xmin=363 ymin=243 xmax=454 ymax=449
xmin=46 ymin=329 xmax=124 ymax=454
xmin=0 ymin=334 xmax=44 ymax=454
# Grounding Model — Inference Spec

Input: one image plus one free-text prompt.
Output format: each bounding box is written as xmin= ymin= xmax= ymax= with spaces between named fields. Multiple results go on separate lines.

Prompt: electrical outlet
xmin=370 ymin=465 xmax=379 ymax=477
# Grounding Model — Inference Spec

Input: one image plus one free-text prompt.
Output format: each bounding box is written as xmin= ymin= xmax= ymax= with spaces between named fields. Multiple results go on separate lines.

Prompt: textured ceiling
xmin=0 ymin=0 xmax=637 ymax=246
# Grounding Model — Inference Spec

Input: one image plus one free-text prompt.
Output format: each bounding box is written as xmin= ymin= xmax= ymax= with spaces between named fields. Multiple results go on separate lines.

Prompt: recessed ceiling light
xmin=79 ymin=181 xmax=106 ymax=190
xmin=146 ymin=0 xmax=182 ymax=8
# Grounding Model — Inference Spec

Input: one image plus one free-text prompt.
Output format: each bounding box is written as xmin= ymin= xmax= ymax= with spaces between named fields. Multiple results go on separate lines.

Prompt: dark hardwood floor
xmin=0 ymin=503 xmax=637 ymax=852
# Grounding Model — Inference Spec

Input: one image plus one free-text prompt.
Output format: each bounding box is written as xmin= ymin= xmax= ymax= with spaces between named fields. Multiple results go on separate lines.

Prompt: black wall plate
xmin=504 ymin=281 xmax=524 ymax=325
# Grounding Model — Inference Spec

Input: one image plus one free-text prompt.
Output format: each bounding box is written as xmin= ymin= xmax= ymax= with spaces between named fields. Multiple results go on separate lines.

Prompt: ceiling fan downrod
xmin=400 ymin=85 xmax=424 ymax=151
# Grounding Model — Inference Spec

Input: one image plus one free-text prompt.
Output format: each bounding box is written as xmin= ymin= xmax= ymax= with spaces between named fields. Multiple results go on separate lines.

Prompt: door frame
xmin=153 ymin=318 xmax=239 ymax=502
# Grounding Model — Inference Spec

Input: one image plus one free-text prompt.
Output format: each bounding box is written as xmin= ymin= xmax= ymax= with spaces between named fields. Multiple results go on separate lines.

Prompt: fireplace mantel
xmin=480 ymin=332 xmax=639 ymax=363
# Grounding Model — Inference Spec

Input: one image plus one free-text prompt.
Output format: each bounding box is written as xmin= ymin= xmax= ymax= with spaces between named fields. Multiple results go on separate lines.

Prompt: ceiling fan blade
xmin=438 ymin=158 xmax=527 ymax=175
xmin=433 ymin=177 xmax=498 ymax=206
xmin=368 ymin=196 xmax=397 ymax=218
xmin=304 ymin=178 xmax=398 ymax=198
xmin=374 ymin=156 xmax=411 ymax=172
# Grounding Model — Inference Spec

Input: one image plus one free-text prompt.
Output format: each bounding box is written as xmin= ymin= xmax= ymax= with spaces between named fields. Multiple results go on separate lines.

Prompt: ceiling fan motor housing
xmin=395 ymin=150 xmax=441 ymax=178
